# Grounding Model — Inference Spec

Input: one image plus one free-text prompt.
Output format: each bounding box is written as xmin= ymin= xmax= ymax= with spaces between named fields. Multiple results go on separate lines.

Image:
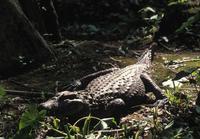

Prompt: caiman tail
xmin=136 ymin=42 xmax=157 ymax=66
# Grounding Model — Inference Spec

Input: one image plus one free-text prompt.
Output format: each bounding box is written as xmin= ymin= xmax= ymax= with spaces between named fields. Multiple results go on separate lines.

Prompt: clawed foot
xmin=151 ymin=98 xmax=169 ymax=108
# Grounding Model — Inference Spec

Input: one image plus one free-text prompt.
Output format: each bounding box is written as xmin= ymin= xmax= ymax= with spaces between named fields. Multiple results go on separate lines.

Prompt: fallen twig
xmin=5 ymin=89 xmax=54 ymax=98
xmin=159 ymin=42 xmax=176 ymax=52
xmin=8 ymin=79 xmax=41 ymax=91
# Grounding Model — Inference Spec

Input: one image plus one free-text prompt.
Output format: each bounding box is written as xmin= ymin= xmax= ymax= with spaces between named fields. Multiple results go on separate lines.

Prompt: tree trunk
xmin=0 ymin=0 xmax=54 ymax=79
xmin=40 ymin=0 xmax=62 ymax=42
xmin=196 ymin=92 xmax=200 ymax=106
xmin=18 ymin=0 xmax=46 ymax=33
xmin=19 ymin=0 xmax=62 ymax=42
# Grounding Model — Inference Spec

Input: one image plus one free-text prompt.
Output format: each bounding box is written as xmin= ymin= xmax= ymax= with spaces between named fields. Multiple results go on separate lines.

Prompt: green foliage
xmin=152 ymin=107 xmax=163 ymax=132
xmin=176 ymin=12 xmax=200 ymax=33
xmin=173 ymin=67 xmax=199 ymax=80
xmin=192 ymin=70 xmax=200 ymax=84
xmin=168 ymin=0 xmax=188 ymax=6
xmin=13 ymin=105 xmax=46 ymax=139
xmin=82 ymin=115 xmax=91 ymax=137
xmin=139 ymin=7 xmax=164 ymax=24
xmin=134 ymin=128 xmax=144 ymax=139
xmin=41 ymin=115 xmax=118 ymax=138
xmin=164 ymin=121 xmax=174 ymax=130
xmin=165 ymin=89 xmax=183 ymax=106
xmin=126 ymin=6 xmax=164 ymax=46
xmin=0 ymin=86 xmax=8 ymax=105
xmin=195 ymin=105 xmax=200 ymax=114
xmin=19 ymin=105 xmax=46 ymax=130
xmin=161 ymin=127 xmax=193 ymax=139
xmin=52 ymin=118 xmax=60 ymax=130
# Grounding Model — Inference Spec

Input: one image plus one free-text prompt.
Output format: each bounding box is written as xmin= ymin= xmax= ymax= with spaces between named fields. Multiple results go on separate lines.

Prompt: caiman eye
xmin=58 ymin=91 xmax=77 ymax=100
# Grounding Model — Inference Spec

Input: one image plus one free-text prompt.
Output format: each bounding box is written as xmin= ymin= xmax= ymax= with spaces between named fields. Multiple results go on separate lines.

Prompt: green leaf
xmin=168 ymin=0 xmax=187 ymax=6
xmin=195 ymin=106 xmax=200 ymax=114
xmin=111 ymin=118 xmax=117 ymax=126
xmin=87 ymin=25 xmax=99 ymax=33
xmin=100 ymin=120 xmax=108 ymax=129
xmin=139 ymin=7 xmax=155 ymax=13
xmin=93 ymin=118 xmax=117 ymax=130
xmin=150 ymin=14 xmax=159 ymax=20
xmin=19 ymin=105 xmax=46 ymax=130
xmin=82 ymin=115 xmax=91 ymax=136
xmin=13 ymin=127 xmax=33 ymax=139
xmin=64 ymin=124 xmax=72 ymax=139
xmin=164 ymin=121 xmax=174 ymax=130
xmin=195 ymin=71 xmax=200 ymax=84
xmin=176 ymin=12 xmax=200 ymax=33
xmin=135 ymin=128 xmax=144 ymax=139
xmin=0 ymin=86 xmax=6 ymax=99
xmin=70 ymin=125 xmax=80 ymax=133
xmin=173 ymin=67 xmax=199 ymax=80
xmin=39 ymin=109 xmax=47 ymax=117
xmin=53 ymin=118 xmax=60 ymax=129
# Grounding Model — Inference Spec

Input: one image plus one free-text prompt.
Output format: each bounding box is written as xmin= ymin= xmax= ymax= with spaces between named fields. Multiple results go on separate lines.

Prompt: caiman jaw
xmin=40 ymin=97 xmax=89 ymax=116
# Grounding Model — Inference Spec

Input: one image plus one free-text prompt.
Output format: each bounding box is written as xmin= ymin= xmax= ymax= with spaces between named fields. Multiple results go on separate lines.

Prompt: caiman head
xmin=136 ymin=42 xmax=157 ymax=66
xmin=40 ymin=91 xmax=90 ymax=116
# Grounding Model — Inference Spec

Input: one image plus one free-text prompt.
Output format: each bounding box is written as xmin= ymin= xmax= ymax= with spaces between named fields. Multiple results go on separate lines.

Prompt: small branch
xmin=5 ymin=89 xmax=54 ymax=98
xmin=8 ymin=79 xmax=41 ymax=91
xmin=159 ymin=42 xmax=175 ymax=52
xmin=109 ymin=56 xmax=122 ymax=63
xmin=97 ymin=129 xmax=124 ymax=133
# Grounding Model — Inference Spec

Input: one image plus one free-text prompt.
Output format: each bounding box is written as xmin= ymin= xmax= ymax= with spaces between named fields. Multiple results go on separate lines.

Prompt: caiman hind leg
xmin=140 ymin=73 xmax=168 ymax=107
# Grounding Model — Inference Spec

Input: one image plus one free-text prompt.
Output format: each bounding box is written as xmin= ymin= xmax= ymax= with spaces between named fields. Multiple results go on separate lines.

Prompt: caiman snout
xmin=40 ymin=98 xmax=59 ymax=110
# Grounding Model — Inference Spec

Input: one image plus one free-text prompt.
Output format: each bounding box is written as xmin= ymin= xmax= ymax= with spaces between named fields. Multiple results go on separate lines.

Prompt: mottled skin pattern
xmin=41 ymin=43 xmax=166 ymax=117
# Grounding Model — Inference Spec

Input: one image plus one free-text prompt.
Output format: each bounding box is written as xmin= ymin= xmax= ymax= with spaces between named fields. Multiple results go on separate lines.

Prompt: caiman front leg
xmin=140 ymin=73 xmax=166 ymax=99
xmin=106 ymin=98 xmax=126 ymax=119
xmin=66 ymin=67 xmax=119 ymax=91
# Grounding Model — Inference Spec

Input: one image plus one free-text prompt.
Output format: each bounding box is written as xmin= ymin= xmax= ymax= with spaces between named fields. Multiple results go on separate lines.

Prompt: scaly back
xmin=85 ymin=43 xmax=157 ymax=97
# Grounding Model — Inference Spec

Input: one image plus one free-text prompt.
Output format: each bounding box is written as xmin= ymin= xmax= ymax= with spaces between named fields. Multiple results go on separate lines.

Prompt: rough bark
xmin=0 ymin=0 xmax=54 ymax=79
